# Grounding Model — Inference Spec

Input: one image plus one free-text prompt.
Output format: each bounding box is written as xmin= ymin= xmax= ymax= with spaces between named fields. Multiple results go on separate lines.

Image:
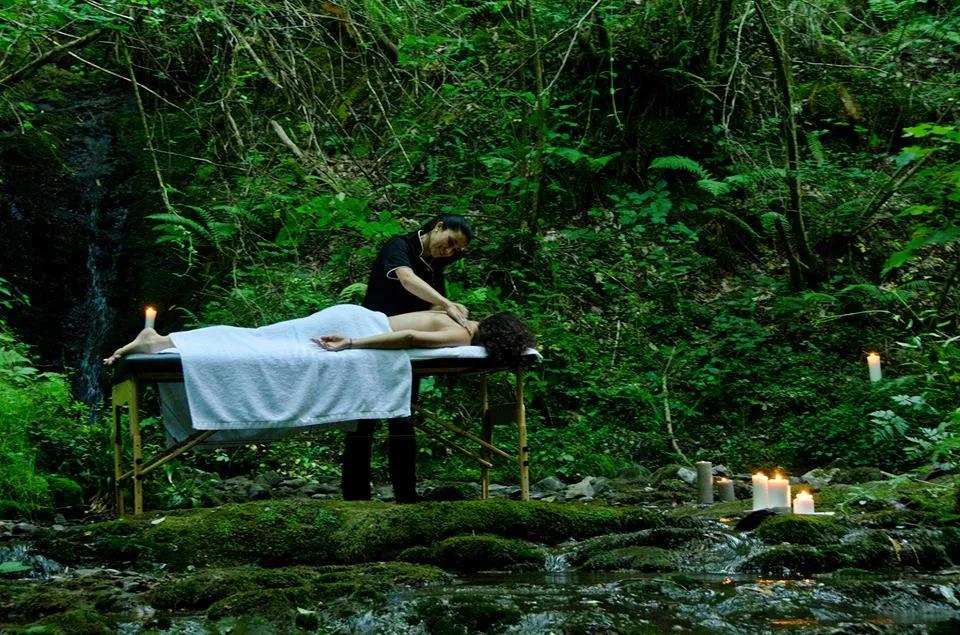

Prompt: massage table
xmin=110 ymin=349 xmax=540 ymax=515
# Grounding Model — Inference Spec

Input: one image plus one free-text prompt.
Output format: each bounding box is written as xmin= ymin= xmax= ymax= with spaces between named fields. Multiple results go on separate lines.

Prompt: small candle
xmin=768 ymin=472 xmax=791 ymax=509
xmin=145 ymin=307 xmax=157 ymax=330
xmin=752 ymin=473 xmax=769 ymax=510
xmin=793 ymin=490 xmax=814 ymax=515
xmin=717 ymin=477 xmax=736 ymax=502
xmin=867 ymin=352 xmax=882 ymax=382
xmin=696 ymin=461 xmax=713 ymax=504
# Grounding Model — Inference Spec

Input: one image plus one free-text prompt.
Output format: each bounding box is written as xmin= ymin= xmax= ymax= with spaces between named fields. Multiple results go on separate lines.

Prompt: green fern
xmin=649 ymin=155 xmax=711 ymax=180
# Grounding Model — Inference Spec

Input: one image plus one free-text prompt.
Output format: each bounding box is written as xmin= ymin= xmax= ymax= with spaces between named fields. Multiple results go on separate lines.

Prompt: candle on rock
xmin=867 ymin=352 xmax=882 ymax=382
xmin=144 ymin=307 xmax=157 ymax=330
xmin=793 ymin=490 xmax=814 ymax=515
xmin=751 ymin=473 xmax=769 ymax=510
xmin=768 ymin=472 xmax=791 ymax=509
xmin=696 ymin=461 xmax=713 ymax=504
xmin=717 ymin=477 xmax=736 ymax=502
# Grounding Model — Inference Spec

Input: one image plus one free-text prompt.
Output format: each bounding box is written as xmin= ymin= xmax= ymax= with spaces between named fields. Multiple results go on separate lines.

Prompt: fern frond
xmin=696 ymin=179 xmax=732 ymax=196
xmin=649 ymin=155 xmax=711 ymax=180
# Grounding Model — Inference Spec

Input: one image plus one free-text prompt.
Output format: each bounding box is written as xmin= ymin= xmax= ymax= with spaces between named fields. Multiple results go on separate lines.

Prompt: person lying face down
xmin=315 ymin=311 xmax=534 ymax=364
xmin=103 ymin=308 xmax=534 ymax=367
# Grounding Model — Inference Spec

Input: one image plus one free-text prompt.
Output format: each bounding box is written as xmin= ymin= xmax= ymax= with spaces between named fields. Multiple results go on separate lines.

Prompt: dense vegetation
xmin=0 ymin=0 xmax=958 ymax=514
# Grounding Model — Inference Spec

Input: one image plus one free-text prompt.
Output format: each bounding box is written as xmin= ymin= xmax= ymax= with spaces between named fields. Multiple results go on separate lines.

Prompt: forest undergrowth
xmin=0 ymin=0 xmax=957 ymax=513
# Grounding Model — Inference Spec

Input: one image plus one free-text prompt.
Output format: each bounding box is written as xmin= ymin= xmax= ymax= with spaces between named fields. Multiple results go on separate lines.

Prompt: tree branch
xmin=0 ymin=27 xmax=107 ymax=90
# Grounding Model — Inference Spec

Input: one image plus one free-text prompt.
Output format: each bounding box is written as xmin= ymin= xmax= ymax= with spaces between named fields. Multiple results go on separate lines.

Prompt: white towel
xmin=169 ymin=304 xmax=411 ymax=430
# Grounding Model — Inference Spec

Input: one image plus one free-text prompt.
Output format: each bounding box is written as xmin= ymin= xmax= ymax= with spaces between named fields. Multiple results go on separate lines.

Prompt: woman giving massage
xmin=102 ymin=307 xmax=534 ymax=366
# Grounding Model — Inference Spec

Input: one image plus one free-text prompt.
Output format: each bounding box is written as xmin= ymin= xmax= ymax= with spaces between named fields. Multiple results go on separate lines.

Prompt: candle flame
xmin=754 ymin=472 xmax=765 ymax=477
xmin=867 ymin=352 xmax=879 ymax=360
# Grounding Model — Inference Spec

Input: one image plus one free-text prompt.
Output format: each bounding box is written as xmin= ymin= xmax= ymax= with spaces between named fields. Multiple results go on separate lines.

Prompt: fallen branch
xmin=0 ymin=27 xmax=107 ymax=90
xmin=662 ymin=347 xmax=688 ymax=463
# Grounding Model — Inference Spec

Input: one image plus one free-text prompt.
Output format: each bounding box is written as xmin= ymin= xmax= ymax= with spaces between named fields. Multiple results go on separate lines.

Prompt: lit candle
xmin=867 ymin=352 xmax=882 ymax=382
xmin=717 ymin=477 xmax=736 ymax=502
xmin=145 ymin=307 xmax=157 ymax=330
xmin=752 ymin=473 xmax=769 ymax=510
xmin=696 ymin=461 xmax=713 ymax=504
xmin=768 ymin=473 xmax=791 ymax=509
xmin=793 ymin=490 xmax=814 ymax=515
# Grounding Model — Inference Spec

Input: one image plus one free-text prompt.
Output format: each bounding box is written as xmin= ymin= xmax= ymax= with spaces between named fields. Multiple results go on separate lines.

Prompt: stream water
xmin=70 ymin=130 xmax=129 ymax=416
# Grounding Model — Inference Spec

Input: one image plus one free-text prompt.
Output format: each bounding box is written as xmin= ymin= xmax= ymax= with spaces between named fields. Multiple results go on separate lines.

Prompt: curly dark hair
xmin=472 ymin=313 xmax=535 ymax=364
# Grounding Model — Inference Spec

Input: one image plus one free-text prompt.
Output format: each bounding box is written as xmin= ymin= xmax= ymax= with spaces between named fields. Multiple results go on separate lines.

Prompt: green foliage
xmin=2 ymin=0 xmax=960 ymax=496
xmin=883 ymin=123 xmax=960 ymax=274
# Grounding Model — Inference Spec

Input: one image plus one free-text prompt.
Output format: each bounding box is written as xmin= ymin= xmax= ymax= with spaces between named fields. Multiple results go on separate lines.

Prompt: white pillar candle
xmin=717 ymin=477 xmax=736 ymax=502
xmin=867 ymin=352 xmax=882 ymax=382
xmin=793 ymin=490 xmax=814 ymax=515
xmin=144 ymin=307 xmax=157 ymax=330
xmin=696 ymin=461 xmax=713 ymax=504
xmin=752 ymin=473 xmax=769 ymax=510
xmin=768 ymin=473 xmax=791 ymax=509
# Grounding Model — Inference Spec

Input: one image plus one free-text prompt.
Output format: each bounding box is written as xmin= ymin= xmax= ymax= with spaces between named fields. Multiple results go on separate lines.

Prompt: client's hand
xmin=312 ymin=335 xmax=351 ymax=352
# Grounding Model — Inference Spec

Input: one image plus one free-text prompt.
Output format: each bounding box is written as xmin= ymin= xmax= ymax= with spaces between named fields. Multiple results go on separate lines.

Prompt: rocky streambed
xmin=1 ymin=472 xmax=959 ymax=633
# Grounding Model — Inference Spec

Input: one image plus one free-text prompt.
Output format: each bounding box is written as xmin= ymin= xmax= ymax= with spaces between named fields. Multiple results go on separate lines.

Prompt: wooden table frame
xmin=110 ymin=354 xmax=535 ymax=515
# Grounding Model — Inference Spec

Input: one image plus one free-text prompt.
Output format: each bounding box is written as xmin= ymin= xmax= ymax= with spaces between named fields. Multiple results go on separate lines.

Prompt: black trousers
xmin=341 ymin=377 xmax=421 ymax=501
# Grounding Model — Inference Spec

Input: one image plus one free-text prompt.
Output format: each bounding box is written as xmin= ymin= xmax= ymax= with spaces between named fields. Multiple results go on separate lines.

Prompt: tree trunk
xmin=754 ymin=0 xmax=818 ymax=283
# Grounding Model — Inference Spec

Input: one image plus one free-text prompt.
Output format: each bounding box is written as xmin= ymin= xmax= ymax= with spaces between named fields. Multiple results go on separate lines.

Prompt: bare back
xmin=388 ymin=310 xmax=459 ymax=334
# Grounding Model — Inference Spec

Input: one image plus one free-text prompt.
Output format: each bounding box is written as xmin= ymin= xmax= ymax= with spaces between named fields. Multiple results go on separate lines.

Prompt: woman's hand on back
xmin=445 ymin=302 xmax=469 ymax=327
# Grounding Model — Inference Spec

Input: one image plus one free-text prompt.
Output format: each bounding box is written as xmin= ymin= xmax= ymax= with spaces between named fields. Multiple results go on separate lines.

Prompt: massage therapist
xmin=341 ymin=214 xmax=475 ymax=503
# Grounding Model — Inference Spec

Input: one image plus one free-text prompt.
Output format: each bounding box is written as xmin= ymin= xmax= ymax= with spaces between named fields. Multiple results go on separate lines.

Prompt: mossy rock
xmin=650 ymin=464 xmax=688 ymax=485
xmin=398 ymin=534 xmax=545 ymax=572
xmin=148 ymin=562 xmax=450 ymax=611
xmin=26 ymin=608 xmax=111 ymax=634
xmin=0 ymin=499 xmax=36 ymax=520
xmin=38 ymin=499 xmax=661 ymax=569
xmin=832 ymin=530 xmax=897 ymax=570
xmin=669 ymin=499 xmax=751 ymax=521
xmin=147 ymin=566 xmax=321 ymax=610
xmin=744 ymin=545 xmax=841 ymax=576
xmin=46 ymin=476 xmax=83 ymax=510
xmin=202 ymin=587 xmax=305 ymax=622
xmin=9 ymin=586 xmax=83 ymax=620
xmin=582 ymin=546 xmax=676 ymax=572
xmin=656 ymin=479 xmax=695 ymax=502
xmin=411 ymin=594 xmax=522 ymax=634
xmin=570 ymin=526 xmax=704 ymax=566
xmin=753 ymin=514 xmax=846 ymax=546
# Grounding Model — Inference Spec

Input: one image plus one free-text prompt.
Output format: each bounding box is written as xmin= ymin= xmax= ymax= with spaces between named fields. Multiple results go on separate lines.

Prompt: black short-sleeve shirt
xmin=362 ymin=231 xmax=454 ymax=316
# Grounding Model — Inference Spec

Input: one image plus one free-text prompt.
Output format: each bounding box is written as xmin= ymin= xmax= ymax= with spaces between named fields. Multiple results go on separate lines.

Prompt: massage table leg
xmin=125 ymin=380 xmax=144 ymax=515
xmin=111 ymin=382 xmax=128 ymax=516
xmin=480 ymin=376 xmax=491 ymax=499
xmin=516 ymin=368 xmax=529 ymax=502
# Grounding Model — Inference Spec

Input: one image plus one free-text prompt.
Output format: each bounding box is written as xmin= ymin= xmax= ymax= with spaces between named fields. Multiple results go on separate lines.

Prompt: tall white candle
xmin=793 ymin=490 xmax=814 ymax=515
xmin=768 ymin=473 xmax=791 ymax=509
xmin=717 ymin=477 xmax=736 ymax=502
xmin=145 ymin=307 xmax=157 ymax=330
xmin=752 ymin=473 xmax=769 ymax=510
xmin=867 ymin=352 xmax=882 ymax=382
xmin=696 ymin=461 xmax=713 ymax=504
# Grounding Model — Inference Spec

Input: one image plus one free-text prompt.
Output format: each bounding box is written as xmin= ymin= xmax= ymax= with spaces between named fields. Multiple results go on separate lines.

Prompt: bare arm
xmin=313 ymin=328 xmax=470 ymax=352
